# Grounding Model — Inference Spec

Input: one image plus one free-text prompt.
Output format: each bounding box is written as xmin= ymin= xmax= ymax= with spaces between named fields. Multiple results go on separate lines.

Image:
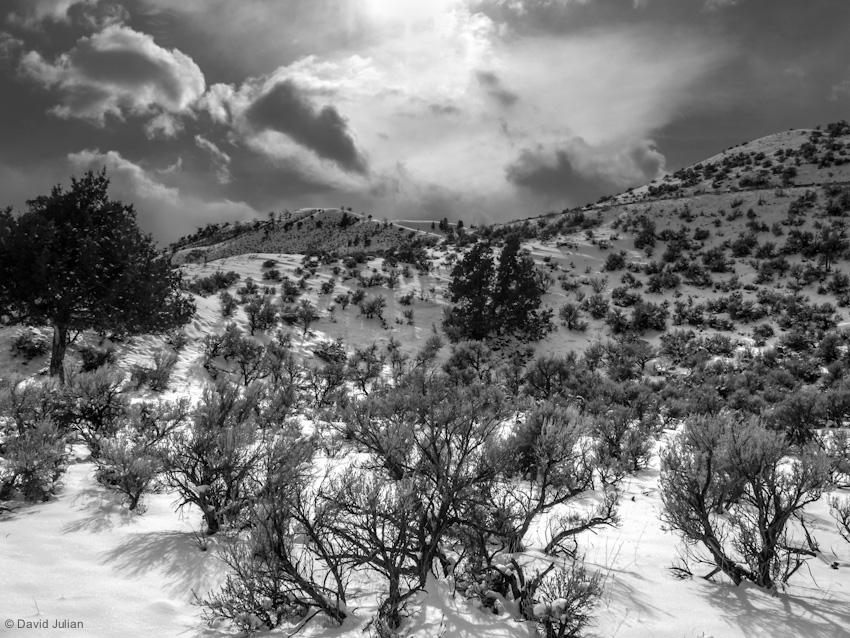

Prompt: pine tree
xmin=0 ymin=170 xmax=195 ymax=381
xmin=492 ymin=233 xmax=541 ymax=335
xmin=445 ymin=241 xmax=495 ymax=340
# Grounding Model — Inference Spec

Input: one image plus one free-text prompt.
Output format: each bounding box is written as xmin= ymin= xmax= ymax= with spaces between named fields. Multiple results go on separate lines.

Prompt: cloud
xmin=194 ymin=135 xmax=232 ymax=184
xmin=243 ymin=79 xmax=368 ymax=174
xmin=703 ymin=0 xmax=745 ymax=9
xmin=475 ymin=70 xmax=519 ymax=107
xmin=67 ymin=148 xmax=258 ymax=243
xmin=143 ymin=112 xmax=184 ymax=139
xmin=505 ymin=137 xmax=665 ymax=205
xmin=6 ymin=0 xmax=94 ymax=28
xmin=20 ymin=24 xmax=205 ymax=125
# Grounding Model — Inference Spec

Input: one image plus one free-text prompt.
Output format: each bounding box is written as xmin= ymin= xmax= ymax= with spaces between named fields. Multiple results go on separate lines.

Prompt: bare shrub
xmin=660 ymin=414 xmax=830 ymax=589
xmin=163 ymin=380 xmax=266 ymax=535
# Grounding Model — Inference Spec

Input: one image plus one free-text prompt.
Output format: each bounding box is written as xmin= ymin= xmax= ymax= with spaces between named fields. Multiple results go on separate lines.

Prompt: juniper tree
xmin=0 ymin=170 xmax=195 ymax=381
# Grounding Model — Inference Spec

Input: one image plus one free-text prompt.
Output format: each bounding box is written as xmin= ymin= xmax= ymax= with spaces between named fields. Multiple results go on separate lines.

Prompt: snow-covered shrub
xmin=532 ymin=561 xmax=602 ymax=638
xmin=0 ymin=419 xmax=68 ymax=502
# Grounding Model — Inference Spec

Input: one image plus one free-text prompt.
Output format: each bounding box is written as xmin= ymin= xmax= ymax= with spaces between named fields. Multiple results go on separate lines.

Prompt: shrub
xmin=630 ymin=301 xmax=668 ymax=332
xmin=559 ymin=303 xmax=588 ymax=331
xmin=163 ymin=380 xmax=265 ymax=535
xmin=187 ymin=270 xmax=241 ymax=296
xmin=0 ymin=419 xmax=67 ymax=502
xmin=11 ymin=329 xmax=49 ymax=361
xmin=532 ymin=562 xmax=602 ymax=638
xmin=130 ymin=350 xmax=178 ymax=392
xmin=314 ymin=339 xmax=347 ymax=364
xmin=360 ymin=295 xmax=387 ymax=320
xmin=320 ymin=278 xmax=336 ymax=295
xmin=660 ymin=414 xmax=829 ymax=590
xmin=199 ymin=436 xmax=349 ymax=631
xmin=94 ymin=434 xmax=161 ymax=511
xmin=219 ymin=291 xmax=238 ymax=317
xmin=244 ymin=296 xmax=278 ymax=335
xmin=603 ymin=251 xmax=627 ymax=271
xmin=582 ymin=294 xmax=609 ymax=320
xmin=61 ymin=366 xmax=128 ymax=457
xmin=78 ymin=344 xmax=117 ymax=372
xmin=261 ymin=268 xmax=281 ymax=281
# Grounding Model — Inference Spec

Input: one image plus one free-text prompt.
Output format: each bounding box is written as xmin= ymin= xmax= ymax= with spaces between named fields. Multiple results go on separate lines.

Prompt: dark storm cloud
xmin=506 ymin=148 xmax=611 ymax=206
xmin=244 ymin=79 xmax=368 ymax=175
xmin=475 ymin=70 xmax=519 ymax=107
xmin=505 ymin=138 xmax=665 ymax=206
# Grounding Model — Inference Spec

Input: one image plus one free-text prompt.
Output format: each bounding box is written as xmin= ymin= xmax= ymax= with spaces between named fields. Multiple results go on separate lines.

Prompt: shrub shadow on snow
xmin=61 ymin=486 xmax=139 ymax=533
xmin=701 ymin=580 xmax=850 ymax=638
xmin=99 ymin=531 xmax=223 ymax=598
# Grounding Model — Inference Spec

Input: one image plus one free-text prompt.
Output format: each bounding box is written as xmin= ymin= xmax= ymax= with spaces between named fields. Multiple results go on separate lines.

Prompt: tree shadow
xmin=99 ymin=530 xmax=224 ymax=598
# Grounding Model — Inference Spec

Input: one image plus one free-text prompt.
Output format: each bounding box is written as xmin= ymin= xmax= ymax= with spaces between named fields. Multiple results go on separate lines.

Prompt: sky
xmin=0 ymin=0 xmax=848 ymax=245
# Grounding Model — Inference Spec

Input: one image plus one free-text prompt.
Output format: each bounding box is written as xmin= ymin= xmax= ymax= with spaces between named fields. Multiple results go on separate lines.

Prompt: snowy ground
xmin=2 ymin=436 xmax=849 ymax=638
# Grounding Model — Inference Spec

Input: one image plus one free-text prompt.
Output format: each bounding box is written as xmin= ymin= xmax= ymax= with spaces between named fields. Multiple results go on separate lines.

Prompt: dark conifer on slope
xmin=0 ymin=169 xmax=195 ymax=381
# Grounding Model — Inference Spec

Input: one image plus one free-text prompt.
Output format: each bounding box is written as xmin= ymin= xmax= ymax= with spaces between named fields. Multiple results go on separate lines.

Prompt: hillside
xmin=170 ymin=208 xmax=441 ymax=265
xmin=3 ymin=122 xmax=850 ymax=638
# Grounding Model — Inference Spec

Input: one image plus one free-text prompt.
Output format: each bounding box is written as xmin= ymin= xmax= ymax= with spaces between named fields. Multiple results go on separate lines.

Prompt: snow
xmin=2 ymin=435 xmax=849 ymax=637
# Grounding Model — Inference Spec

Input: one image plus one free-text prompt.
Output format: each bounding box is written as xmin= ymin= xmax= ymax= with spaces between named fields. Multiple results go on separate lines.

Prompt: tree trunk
xmin=50 ymin=323 xmax=68 ymax=383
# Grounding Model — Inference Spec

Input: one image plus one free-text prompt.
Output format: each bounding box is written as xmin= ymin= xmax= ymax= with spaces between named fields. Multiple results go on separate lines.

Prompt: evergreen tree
xmin=443 ymin=234 xmax=550 ymax=341
xmin=493 ymin=233 xmax=542 ymax=334
xmin=0 ymin=170 xmax=195 ymax=381
xmin=445 ymin=241 xmax=495 ymax=340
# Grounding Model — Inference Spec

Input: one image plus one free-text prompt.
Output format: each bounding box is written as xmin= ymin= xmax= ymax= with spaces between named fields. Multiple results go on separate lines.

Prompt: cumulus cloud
xmin=68 ymin=149 xmax=258 ymax=243
xmin=505 ymin=137 xmax=665 ymax=205
xmin=20 ymin=24 xmax=205 ymax=125
xmin=244 ymin=79 xmax=368 ymax=174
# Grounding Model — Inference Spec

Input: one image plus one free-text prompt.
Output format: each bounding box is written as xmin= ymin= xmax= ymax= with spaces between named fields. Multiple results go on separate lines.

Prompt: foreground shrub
xmin=61 ymin=366 xmax=128 ymax=458
xmin=0 ymin=419 xmax=68 ymax=502
xmin=198 ymin=436 xmax=349 ymax=630
xmin=660 ymin=414 xmax=829 ymax=590
xmin=94 ymin=434 xmax=161 ymax=511
xmin=532 ymin=561 xmax=602 ymax=638
xmin=163 ymin=380 xmax=265 ymax=535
